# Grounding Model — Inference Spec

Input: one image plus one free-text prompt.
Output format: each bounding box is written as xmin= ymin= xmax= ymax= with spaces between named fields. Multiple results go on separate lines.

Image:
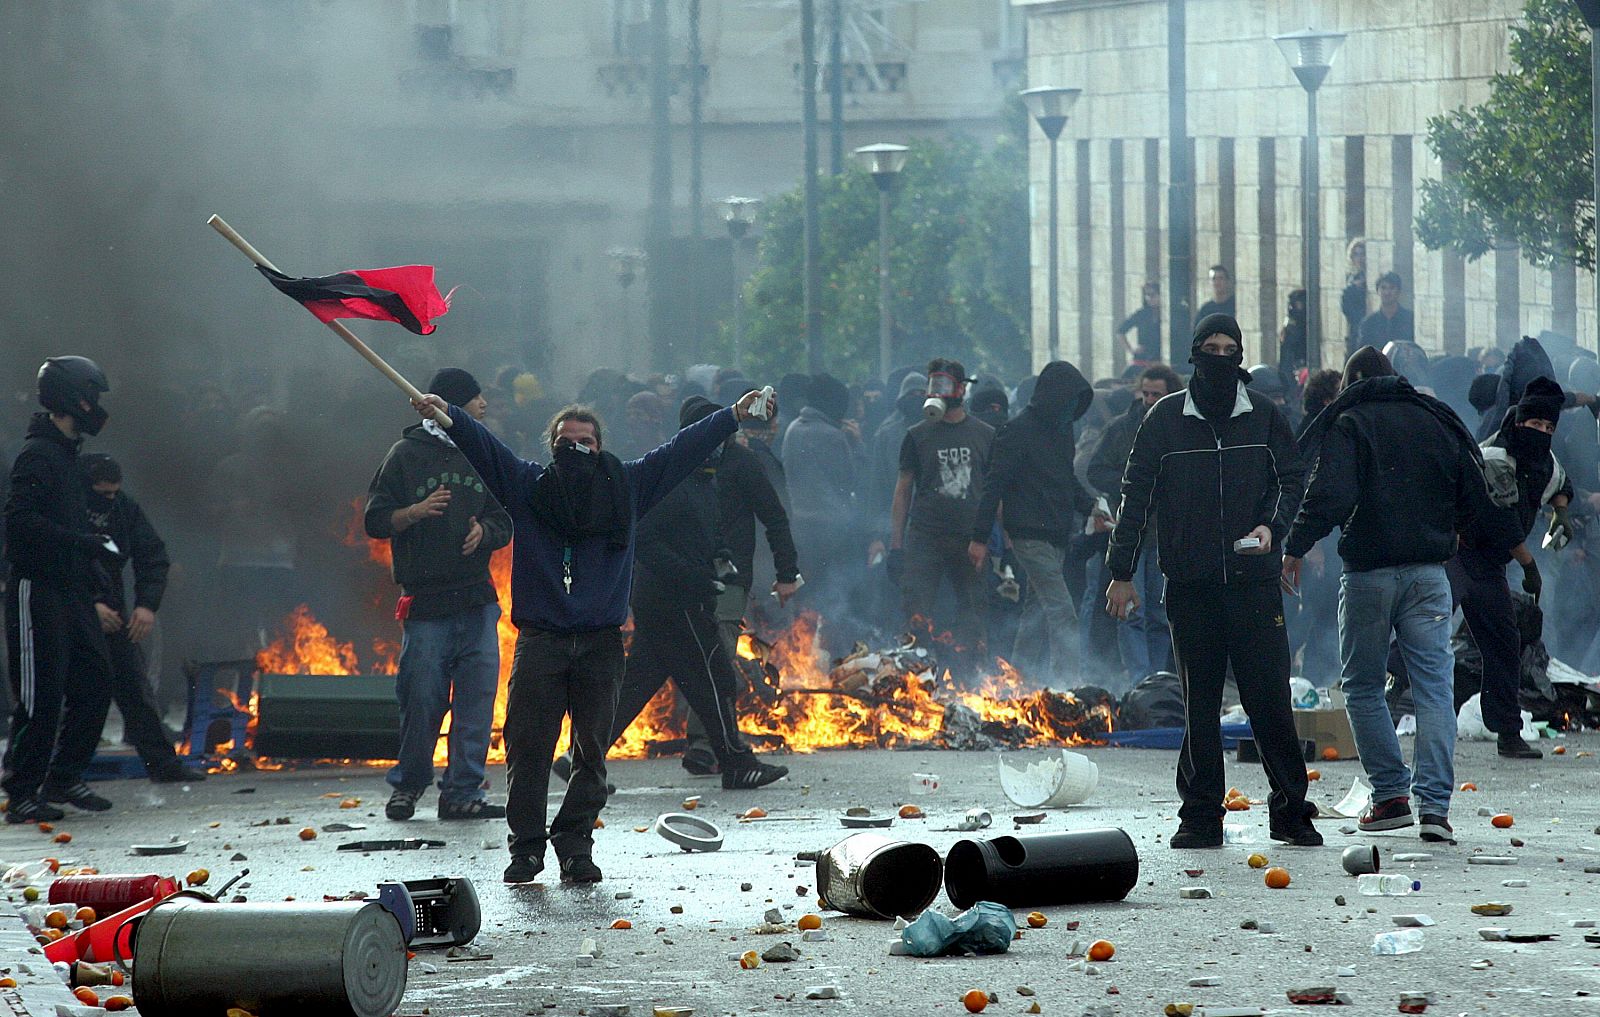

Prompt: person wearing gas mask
xmin=601 ymin=397 xmax=790 ymax=790
xmin=80 ymin=454 xmax=206 ymax=785
xmin=1106 ymin=316 xmax=1317 ymax=849
xmin=410 ymin=385 xmax=770 ymax=885
xmin=970 ymin=361 xmax=1102 ymax=685
xmin=4 ymin=357 xmax=118 ymax=822
xmin=891 ymin=359 xmax=994 ymax=679
xmin=1450 ymin=376 xmax=1573 ymax=760
xmin=1283 ymin=347 xmax=1487 ymax=842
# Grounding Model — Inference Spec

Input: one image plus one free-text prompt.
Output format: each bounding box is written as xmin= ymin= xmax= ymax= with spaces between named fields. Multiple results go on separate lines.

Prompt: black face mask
xmin=74 ymin=402 xmax=109 ymax=437
xmin=896 ymin=393 xmax=924 ymax=420
xmin=553 ymin=442 xmax=598 ymax=479
xmin=1508 ymin=424 xmax=1553 ymax=464
xmin=1189 ymin=350 xmax=1244 ymax=420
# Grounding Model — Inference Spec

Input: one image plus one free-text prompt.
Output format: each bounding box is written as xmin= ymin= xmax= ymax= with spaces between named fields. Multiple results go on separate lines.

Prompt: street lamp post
xmin=1020 ymin=86 xmax=1082 ymax=364
xmin=854 ymin=143 xmax=909 ymax=379
xmin=721 ymin=196 xmax=762 ymax=371
xmin=608 ymin=246 xmax=647 ymax=363
xmin=1575 ymin=1 xmax=1600 ymax=351
xmin=1276 ymin=28 xmax=1346 ymax=373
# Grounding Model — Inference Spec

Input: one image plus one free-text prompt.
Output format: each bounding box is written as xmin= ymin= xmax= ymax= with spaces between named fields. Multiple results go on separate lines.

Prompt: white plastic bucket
xmin=997 ymin=749 xmax=1099 ymax=808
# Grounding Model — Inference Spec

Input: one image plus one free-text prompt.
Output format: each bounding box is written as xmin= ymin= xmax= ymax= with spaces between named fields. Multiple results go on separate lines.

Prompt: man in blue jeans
xmin=366 ymin=368 xmax=513 ymax=821
xmin=1284 ymin=347 xmax=1487 ymax=843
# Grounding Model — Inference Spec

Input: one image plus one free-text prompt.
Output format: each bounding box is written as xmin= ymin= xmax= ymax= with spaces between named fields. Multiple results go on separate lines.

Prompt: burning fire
xmin=242 ymin=505 xmax=1110 ymax=765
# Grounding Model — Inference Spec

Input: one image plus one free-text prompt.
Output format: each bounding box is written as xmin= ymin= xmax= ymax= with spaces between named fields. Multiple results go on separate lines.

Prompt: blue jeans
xmin=1338 ymin=565 xmax=1456 ymax=817
xmin=387 ymin=602 xmax=501 ymax=804
xmin=1117 ymin=544 xmax=1172 ymax=686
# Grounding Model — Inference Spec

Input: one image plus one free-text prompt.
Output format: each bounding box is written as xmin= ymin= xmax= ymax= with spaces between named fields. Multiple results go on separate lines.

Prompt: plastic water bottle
xmin=1371 ymin=928 xmax=1425 ymax=955
xmin=1358 ymin=874 xmax=1420 ymax=896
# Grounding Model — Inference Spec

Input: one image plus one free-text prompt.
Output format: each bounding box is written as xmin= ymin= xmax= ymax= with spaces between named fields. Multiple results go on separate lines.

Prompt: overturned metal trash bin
xmin=816 ymin=833 xmax=943 ymax=920
xmin=131 ymin=894 xmax=407 ymax=1017
xmin=944 ymin=829 xmax=1138 ymax=909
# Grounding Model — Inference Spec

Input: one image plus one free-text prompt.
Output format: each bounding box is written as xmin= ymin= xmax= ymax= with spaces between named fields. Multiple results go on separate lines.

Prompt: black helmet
xmin=37 ymin=356 xmax=110 ymax=435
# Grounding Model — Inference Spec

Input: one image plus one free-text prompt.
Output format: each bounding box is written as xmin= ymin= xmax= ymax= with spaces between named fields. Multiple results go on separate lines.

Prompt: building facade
xmin=1016 ymin=0 xmax=1597 ymax=381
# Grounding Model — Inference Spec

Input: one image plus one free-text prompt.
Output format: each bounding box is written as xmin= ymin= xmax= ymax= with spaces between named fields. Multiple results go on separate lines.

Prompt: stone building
xmin=1016 ymin=0 xmax=1597 ymax=381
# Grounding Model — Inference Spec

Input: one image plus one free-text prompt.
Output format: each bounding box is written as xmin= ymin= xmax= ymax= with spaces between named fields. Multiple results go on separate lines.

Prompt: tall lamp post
xmin=1275 ymin=27 xmax=1346 ymax=373
xmin=1020 ymin=86 xmax=1082 ymax=363
xmin=1575 ymin=0 xmax=1600 ymax=351
xmin=721 ymin=196 xmax=762 ymax=371
xmin=854 ymin=143 xmax=909 ymax=378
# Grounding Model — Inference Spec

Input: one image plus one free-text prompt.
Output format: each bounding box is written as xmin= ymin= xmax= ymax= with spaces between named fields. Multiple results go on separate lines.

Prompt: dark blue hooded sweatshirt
xmin=446 ymin=403 xmax=738 ymax=633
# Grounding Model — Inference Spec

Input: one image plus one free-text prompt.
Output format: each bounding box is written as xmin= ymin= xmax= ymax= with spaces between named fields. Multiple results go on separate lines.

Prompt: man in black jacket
xmin=1284 ymin=347 xmax=1487 ymax=843
xmin=366 ymin=368 xmax=514 ymax=821
xmin=969 ymin=361 xmax=1101 ymax=683
xmin=607 ymin=397 xmax=789 ymax=790
xmin=80 ymin=454 xmax=204 ymax=784
xmin=1106 ymin=315 xmax=1318 ymax=849
xmin=3 ymin=357 xmax=117 ymax=822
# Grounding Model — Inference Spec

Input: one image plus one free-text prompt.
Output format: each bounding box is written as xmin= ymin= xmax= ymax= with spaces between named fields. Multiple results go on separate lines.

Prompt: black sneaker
xmin=4 ymin=797 xmax=65 ymax=824
xmin=560 ymin=856 xmax=603 ymax=884
xmin=682 ymin=746 xmax=721 ymax=776
xmin=503 ymin=855 xmax=544 ymax=884
xmin=439 ymin=799 xmax=507 ymax=821
xmin=1269 ymin=820 xmax=1325 ymax=847
xmin=1168 ymin=823 xmax=1224 ymax=849
xmin=721 ymin=760 xmax=788 ymax=790
xmin=149 ymin=760 xmax=208 ymax=783
xmin=386 ymin=787 xmax=422 ymax=821
xmin=1497 ymin=732 xmax=1542 ymax=759
xmin=44 ymin=783 xmax=112 ymax=812
xmin=1358 ymin=796 xmax=1413 ymax=832
xmin=1418 ymin=814 xmax=1454 ymax=843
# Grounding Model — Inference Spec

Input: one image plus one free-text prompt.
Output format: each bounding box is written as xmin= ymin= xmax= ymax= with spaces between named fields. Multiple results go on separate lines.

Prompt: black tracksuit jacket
xmin=717 ymin=441 xmax=799 ymax=587
xmin=1107 ymin=387 xmax=1304 ymax=587
xmin=85 ymin=488 xmax=169 ymax=616
xmin=634 ymin=462 xmax=723 ymax=609
xmin=4 ymin=414 xmax=102 ymax=593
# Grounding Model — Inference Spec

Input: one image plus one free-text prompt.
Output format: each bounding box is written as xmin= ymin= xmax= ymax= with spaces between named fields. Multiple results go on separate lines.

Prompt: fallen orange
xmin=1263 ymin=867 xmax=1291 ymax=889
xmin=104 ymin=997 xmax=133 ymax=1013
xmin=797 ymin=914 xmax=822 ymax=931
xmin=1553 ymin=745 xmax=1567 ymax=755
xmin=44 ymin=911 xmax=68 ymax=930
xmin=739 ymin=950 xmax=761 ymax=969
xmin=1321 ymin=747 xmax=1340 ymax=761
xmin=610 ymin=919 xmax=632 ymax=930
xmin=1246 ymin=853 xmax=1268 ymax=869
xmin=298 ymin=827 xmax=318 ymax=840
xmin=1459 ymin=782 xmax=1478 ymax=791
xmin=1491 ymin=813 xmax=1514 ymax=829
xmin=1224 ymin=797 xmax=1251 ymax=811
xmin=1305 ymin=769 xmax=1321 ymax=781
xmin=73 ymin=988 xmax=98 ymax=1007
xmin=74 ymin=907 xmax=96 ymax=924
xmin=962 ymin=989 xmax=989 ymax=1013
xmin=1087 ymin=939 xmax=1115 ymax=961
xmin=1026 ymin=911 xmax=1048 ymax=928
xmin=898 ymin=804 xmax=924 ymax=820
xmin=741 ymin=807 xmax=768 ymax=820
xmin=52 ymin=832 xmax=71 ymax=844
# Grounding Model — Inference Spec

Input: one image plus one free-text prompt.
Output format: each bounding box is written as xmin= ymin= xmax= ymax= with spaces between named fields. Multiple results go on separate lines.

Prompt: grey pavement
xmin=2 ymin=738 xmax=1598 ymax=1016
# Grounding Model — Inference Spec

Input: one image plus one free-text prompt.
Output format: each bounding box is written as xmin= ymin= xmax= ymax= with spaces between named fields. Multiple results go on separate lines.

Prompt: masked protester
xmin=892 ymin=358 xmax=993 ymax=681
xmin=1450 ymin=376 xmax=1573 ymax=760
xmin=1284 ymin=347 xmax=1488 ymax=843
xmin=869 ymin=372 xmax=927 ymax=538
xmin=970 ymin=362 xmax=1102 ymax=685
xmin=4 ymin=357 xmax=118 ymax=822
xmin=1106 ymin=315 xmax=1318 ymax=849
xmin=411 ymin=385 xmax=769 ymax=885
xmin=79 ymin=454 xmax=205 ymax=785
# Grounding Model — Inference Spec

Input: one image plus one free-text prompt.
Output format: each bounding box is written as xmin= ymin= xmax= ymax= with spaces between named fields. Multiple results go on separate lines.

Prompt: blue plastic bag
xmin=900 ymin=901 xmax=1018 ymax=957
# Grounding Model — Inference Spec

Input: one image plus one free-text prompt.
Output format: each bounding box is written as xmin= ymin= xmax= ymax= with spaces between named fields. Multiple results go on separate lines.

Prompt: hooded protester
xmin=969 ymin=361 xmax=1100 ymax=684
xmin=1278 ymin=288 xmax=1308 ymax=376
xmin=969 ymin=382 xmax=1011 ymax=431
xmin=621 ymin=391 xmax=671 ymax=460
xmin=782 ymin=373 xmax=866 ymax=649
xmin=411 ymin=383 xmax=769 ymax=885
xmin=774 ymin=372 xmax=811 ymax=458
xmin=1107 ymin=314 xmax=1318 ymax=849
xmin=1383 ymin=341 xmax=1433 ymax=392
xmin=1285 ymin=346 xmax=1488 ymax=840
xmin=1451 ymin=376 xmax=1574 ymax=760
xmin=869 ymin=372 xmax=928 ymax=531
xmin=1476 ymin=335 xmax=1557 ymax=440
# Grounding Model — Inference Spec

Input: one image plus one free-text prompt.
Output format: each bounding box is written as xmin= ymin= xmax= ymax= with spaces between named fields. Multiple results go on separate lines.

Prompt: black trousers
xmin=2 ymin=579 xmax=111 ymax=800
xmin=902 ymin=531 xmax=986 ymax=680
xmin=1446 ymin=557 xmax=1521 ymax=734
xmin=1166 ymin=580 xmax=1310 ymax=827
xmin=612 ymin=599 xmax=754 ymax=769
xmin=502 ymin=626 xmax=624 ymax=863
xmin=99 ymin=631 xmax=179 ymax=768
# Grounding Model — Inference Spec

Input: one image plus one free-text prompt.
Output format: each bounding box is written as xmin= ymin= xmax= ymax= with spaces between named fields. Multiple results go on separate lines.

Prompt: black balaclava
xmin=1189 ymin=312 xmax=1249 ymax=421
xmin=1509 ymin=375 xmax=1563 ymax=465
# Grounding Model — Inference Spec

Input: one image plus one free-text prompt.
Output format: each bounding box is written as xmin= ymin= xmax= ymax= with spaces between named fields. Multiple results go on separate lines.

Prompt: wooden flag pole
xmin=206 ymin=214 xmax=452 ymax=428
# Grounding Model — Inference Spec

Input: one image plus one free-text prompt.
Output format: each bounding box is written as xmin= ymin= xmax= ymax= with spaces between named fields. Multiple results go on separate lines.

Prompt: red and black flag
xmin=257 ymin=264 xmax=450 ymax=335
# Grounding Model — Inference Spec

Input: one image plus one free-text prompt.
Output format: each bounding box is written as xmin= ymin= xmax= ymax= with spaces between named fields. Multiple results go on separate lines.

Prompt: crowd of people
xmin=6 ymin=257 xmax=1599 ymax=877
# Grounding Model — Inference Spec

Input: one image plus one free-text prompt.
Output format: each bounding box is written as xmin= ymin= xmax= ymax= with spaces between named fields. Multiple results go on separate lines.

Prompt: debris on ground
xmin=900 ymin=902 xmax=1017 ymax=957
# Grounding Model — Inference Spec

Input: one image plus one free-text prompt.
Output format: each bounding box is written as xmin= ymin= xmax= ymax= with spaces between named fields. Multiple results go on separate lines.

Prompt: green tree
xmin=1416 ymin=0 xmax=1594 ymax=269
xmin=718 ymin=130 xmax=1033 ymax=382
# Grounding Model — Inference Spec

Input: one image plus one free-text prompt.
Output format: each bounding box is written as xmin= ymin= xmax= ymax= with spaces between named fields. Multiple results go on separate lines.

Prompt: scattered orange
xmin=1321 ymin=747 xmax=1340 ymax=761
xmin=741 ymin=807 xmax=768 ymax=820
xmin=1263 ymin=867 xmax=1292 ymax=889
xmin=1087 ymin=939 xmax=1116 ymax=961
xmin=37 ymin=822 xmax=52 ymax=833
xmin=798 ymin=914 xmax=823 ymax=931
xmin=339 ymin=798 xmax=361 ymax=808
xmin=1026 ymin=911 xmax=1048 ymax=928
xmin=1225 ymin=797 xmax=1251 ymax=811
xmin=1491 ymin=813 xmax=1514 ymax=829
xmin=43 ymin=858 xmax=59 ymax=873
xmin=593 ymin=819 xmax=605 ymax=829
xmin=1225 ymin=787 xmax=1244 ymax=801
xmin=187 ymin=868 xmax=210 ymax=886
xmin=1553 ymin=745 xmax=1567 ymax=755
xmin=44 ymin=911 xmax=68 ymax=930
xmin=610 ymin=919 xmax=632 ymax=930
xmin=74 ymin=907 xmax=96 ymax=924
xmin=683 ymin=798 xmax=701 ymax=811
xmin=73 ymin=988 xmax=99 ymax=1007
xmin=1460 ymin=782 xmax=1478 ymax=791
xmin=298 ymin=827 xmax=318 ymax=840
xmin=898 ymin=804 xmax=925 ymax=820
xmin=53 ymin=832 xmax=71 ymax=844
xmin=739 ymin=950 xmax=761 ymax=969
xmin=109 ymin=971 xmax=125 ymax=987
xmin=962 ymin=989 xmax=989 ymax=1013
xmin=1305 ymin=769 xmax=1321 ymax=781
xmin=0 ymin=977 xmax=16 ymax=988
xmin=105 ymin=997 xmax=133 ymax=1012
xmin=1246 ymin=853 xmax=1268 ymax=869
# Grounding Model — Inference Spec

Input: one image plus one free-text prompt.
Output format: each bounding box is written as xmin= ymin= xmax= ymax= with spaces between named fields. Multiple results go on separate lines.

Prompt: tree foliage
xmin=1416 ymin=0 xmax=1594 ymax=269
xmin=715 ymin=128 xmax=1032 ymax=382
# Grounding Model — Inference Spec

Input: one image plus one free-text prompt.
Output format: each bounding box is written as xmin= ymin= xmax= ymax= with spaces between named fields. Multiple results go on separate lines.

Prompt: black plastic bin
xmin=944 ymin=829 xmax=1139 ymax=909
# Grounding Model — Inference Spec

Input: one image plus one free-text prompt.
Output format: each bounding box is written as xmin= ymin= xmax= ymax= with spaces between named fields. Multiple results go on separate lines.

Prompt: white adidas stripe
xmin=17 ymin=578 xmax=33 ymax=716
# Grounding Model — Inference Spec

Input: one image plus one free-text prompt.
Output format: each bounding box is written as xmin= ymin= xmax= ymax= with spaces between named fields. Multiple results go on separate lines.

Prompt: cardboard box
xmin=1293 ymin=706 xmax=1360 ymax=761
